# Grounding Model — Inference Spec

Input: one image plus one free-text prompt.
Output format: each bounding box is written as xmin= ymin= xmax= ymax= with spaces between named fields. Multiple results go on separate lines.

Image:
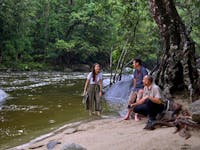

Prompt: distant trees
xmin=0 ymin=0 xmax=199 ymax=71
xmin=0 ymin=0 xmax=116 ymax=70
xmin=0 ymin=0 xmax=33 ymax=66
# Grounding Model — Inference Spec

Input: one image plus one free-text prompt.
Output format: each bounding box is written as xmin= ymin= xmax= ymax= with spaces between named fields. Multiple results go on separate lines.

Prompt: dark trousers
xmin=133 ymin=99 xmax=164 ymax=120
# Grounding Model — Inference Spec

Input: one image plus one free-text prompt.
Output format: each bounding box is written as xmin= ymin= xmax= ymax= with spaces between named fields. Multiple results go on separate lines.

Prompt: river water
xmin=0 ymin=72 xmax=124 ymax=149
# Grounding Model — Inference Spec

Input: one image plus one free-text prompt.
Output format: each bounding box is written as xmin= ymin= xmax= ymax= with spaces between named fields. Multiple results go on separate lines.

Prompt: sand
xmin=11 ymin=116 xmax=200 ymax=150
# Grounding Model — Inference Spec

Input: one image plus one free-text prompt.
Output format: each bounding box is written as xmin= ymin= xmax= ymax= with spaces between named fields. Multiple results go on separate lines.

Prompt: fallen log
xmin=173 ymin=116 xmax=200 ymax=139
xmin=150 ymin=101 xmax=200 ymax=139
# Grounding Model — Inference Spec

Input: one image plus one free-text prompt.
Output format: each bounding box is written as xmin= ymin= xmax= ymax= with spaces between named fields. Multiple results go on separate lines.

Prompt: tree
xmin=175 ymin=0 xmax=200 ymax=56
xmin=0 ymin=0 xmax=33 ymax=66
xmin=149 ymin=0 xmax=200 ymax=101
xmin=115 ymin=0 xmax=162 ymax=70
xmin=0 ymin=0 xmax=199 ymax=72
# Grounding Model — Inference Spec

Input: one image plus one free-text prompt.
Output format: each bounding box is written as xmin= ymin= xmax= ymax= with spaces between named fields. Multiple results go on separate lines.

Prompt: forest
xmin=0 ymin=0 xmax=199 ymax=71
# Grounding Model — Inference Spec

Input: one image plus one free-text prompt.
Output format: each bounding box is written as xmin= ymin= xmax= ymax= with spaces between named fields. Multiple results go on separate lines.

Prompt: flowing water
xmin=0 ymin=72 xmax=119 ymax=150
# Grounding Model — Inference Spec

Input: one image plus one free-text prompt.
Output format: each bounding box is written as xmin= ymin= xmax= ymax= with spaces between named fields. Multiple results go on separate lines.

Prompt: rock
xmin=189 ymin=100 xmax=200 ymax=123
xmin=71 ymin=64 xmax=90 ymax=72
xmin=0 ymin=89 xmax=8 ymax=103
xmin=62 ymin=143 xmax=87 ymax=150
xmin=46 ymin=141 xmax=61 ymax=150
xmin=29 ymin=144 xmax=44 ymax=149
xmin=64 ymin=67 xmax=73 ymax=72
xmin=123 ymin=67 xmax=132 ymax=74
xmin=65 ymin=128 xmax=77 ymax=134
xmin=191 ymin=112 xmax=200 ymax=123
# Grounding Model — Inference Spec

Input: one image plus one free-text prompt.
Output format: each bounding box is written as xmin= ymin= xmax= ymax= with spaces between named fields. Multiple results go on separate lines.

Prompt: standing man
xmin=124 ymin=58 xmax=148 ymax=120
xmin=132 ymin=75 xmax=165 ymax=129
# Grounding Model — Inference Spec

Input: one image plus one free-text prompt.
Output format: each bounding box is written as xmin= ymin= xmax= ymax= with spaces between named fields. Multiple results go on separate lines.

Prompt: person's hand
xmin=130 ymin=103 xmax=137 ymax=107
xmin=83 ymin=91 xmax=87 ymax=96
xmin=132 ymin=87 xmax=136 ymax=91
xmin=99 ymin=91 xmax=102 ymax=97
xmin=138 ymin=96 xmax=148 ymax=104
xmin=143 ymin=95 xmax=149 ymax=100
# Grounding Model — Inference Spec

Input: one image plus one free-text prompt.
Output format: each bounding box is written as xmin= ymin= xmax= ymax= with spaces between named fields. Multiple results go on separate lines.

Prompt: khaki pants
xmin=128 ymin=89 xmax=143 ymax=104
xmin=87 ymin=84 xmax=102 ymax=112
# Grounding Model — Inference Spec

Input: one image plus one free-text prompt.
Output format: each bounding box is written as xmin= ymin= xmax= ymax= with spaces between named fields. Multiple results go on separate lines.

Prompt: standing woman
xmin=83 ymin=63 xmax=103 ymax=116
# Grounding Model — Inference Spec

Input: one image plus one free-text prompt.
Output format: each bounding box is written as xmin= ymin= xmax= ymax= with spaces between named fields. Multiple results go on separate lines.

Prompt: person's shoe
xmin=143 ymin=120 xmax=155 ymax=130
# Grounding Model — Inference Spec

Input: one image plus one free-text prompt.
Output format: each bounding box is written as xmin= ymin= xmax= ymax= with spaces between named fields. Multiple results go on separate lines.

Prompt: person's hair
xmin=92 ymin=63 xmax=99 ymax=82
xmin=146 ymin=75 xmax=153 ymax=83
xmin=133 ymin=58 xmax=142 ymax=65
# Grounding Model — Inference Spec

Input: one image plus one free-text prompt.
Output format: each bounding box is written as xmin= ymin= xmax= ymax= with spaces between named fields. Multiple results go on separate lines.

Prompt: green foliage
xmin=176 ymin=0 xmax=200 ymax=55
xmin=110 ymin=0 xmax=161 ymax=68
xmin=0 ymin=0 xmax=199 ymax=70
xmin=54 ymin=39 xmax=75 ymax=52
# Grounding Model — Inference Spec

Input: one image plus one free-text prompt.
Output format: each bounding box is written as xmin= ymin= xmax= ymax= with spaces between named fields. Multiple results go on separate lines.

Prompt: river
xmin=0 ymin=71 xmax=125 ymax=149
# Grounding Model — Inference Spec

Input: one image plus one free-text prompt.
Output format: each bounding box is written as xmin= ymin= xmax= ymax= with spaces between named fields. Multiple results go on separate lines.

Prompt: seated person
xmin=131 ymin=75 xmax=165 ymax=129
xmin=124 ymin=90 xmax=143 ymax=120
xmin=124 ymin=58 xmax=148 ymax=121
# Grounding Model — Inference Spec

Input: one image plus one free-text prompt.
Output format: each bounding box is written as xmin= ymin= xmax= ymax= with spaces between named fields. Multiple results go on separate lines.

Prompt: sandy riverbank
xmin=11 ymin=116 xmax=200 ymax=150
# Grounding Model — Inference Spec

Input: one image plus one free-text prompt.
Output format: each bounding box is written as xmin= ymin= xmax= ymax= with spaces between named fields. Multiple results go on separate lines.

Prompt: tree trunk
xmin=44 ymin=0 xmax=50 ymax=63
xmin=149 ymin=0 xmax=199 ymax=101
xmin=0 ymin=48 xmax=2 ymax=64
xmin=68 ymin=0 xmax=73 ymax=5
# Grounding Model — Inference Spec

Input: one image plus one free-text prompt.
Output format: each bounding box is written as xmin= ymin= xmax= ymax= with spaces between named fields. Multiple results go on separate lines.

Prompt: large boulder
xmin=189 ymin=99 xmax=200 ymax=123
xmin=64 ymin=67 xmax=73 ymax=72
xmin=0 ymin=89 xmax=8 ymax=103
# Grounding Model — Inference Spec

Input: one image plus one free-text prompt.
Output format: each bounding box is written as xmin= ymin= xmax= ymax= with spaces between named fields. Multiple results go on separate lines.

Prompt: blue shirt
xmin=133 ymin=66 xmax=148 ymax=91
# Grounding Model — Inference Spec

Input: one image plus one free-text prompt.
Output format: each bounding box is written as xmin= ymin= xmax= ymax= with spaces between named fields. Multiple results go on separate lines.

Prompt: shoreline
xmin=8 ymin=116 xmax=107 ymax=150
xmin=10 ymin=116 xmax=200 ymax=150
